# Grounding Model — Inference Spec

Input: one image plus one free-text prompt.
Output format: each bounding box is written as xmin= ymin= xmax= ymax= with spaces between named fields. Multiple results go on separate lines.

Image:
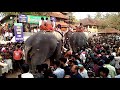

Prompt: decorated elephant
xmin=24 ymin=31 xmax=63 ymax=73
xmin=64 ymin=30 xmax=90 ymax=53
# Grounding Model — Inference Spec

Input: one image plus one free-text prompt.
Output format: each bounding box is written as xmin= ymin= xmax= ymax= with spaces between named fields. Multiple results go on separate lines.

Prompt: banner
xmin=27 ymin=15 xmax=50 ymax=24
xmin=18 ymin=14 xmax=28 ymax=23
xmin=14 ymin=23 xmax=24 ymax=42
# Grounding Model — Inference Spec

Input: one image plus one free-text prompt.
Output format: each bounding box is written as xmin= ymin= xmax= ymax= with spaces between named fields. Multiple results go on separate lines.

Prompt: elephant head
xmin=24 ymin=31 xmax=62 ymax=73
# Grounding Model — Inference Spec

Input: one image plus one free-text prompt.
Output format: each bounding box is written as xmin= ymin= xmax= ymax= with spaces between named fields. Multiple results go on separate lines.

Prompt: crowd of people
xmin=0 ymin=42 xmax=25 ymax=78
xmin=0 ymin=33 xmax=120 ymax=78
xmin=1 ymin=16 xmax=120 ymax=78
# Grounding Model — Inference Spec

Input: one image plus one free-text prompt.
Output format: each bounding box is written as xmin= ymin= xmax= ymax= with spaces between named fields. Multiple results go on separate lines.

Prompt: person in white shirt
xmin=39 ymin=20 xmax=42 ymax=27
xmin=9 ymin=32 xmax=13 ymax=38
xmin=103 ymin=58 xmax=117 ymax=78
xmin=111 ymin=49 xmax=116 ymax=57
xmin=51 ymin=20 xmax=56 ymax=29
xmin=20 ymin=63 xmax=34 ymax=78
xmin=78 ymin=64 xmax=89 ymax=78
xmin=53 ymin=61 xmax=65 ymax=78
xmin=33 ymin=28 xmax=37 ymax=33
xmin=0 ymin=61 xmax=8 ymax=77
xmin=80 ymin=49 xmax=86 ymax=63
xmin=37 ymin=27 xmax=40 ymax=32
xmin=4 ymin=31 xmax=9 ymax=41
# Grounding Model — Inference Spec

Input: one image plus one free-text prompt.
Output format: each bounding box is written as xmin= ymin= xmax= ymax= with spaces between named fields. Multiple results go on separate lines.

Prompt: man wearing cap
xmin=78 ymin=64 xmax=89 ymax=78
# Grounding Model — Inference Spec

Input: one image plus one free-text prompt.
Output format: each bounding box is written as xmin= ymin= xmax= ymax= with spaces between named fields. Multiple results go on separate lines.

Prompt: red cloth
xmin=46 ymin=24 xmax=54 ymax=31
xmin=13 ymin=50 xmax=22 ymax=60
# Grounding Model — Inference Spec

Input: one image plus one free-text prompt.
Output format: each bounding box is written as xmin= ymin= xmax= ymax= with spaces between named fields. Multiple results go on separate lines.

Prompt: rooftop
xmin=49 ymin=12 xmax=69 ymax=20
xmin=80 ymin=18 xmax=99 ymax=26
xmin=98 ymin=28 xmax=120 ymax=34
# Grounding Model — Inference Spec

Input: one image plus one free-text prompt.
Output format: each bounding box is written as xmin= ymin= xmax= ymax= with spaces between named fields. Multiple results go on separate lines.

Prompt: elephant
xmin=64 ymin=30 xmax=89 ymax=53
xmin=24 ymin=31 xmax=62 ymax=73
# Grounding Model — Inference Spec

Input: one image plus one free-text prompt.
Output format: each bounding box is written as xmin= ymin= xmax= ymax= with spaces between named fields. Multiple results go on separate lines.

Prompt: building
xmin=98 ymin=28 xmax=120 ymax=35
xmin=48 ymin=12 xmax=69 ymax=31
xmin=0 ymin=12 xmax=71 ymax=31
xmin=80 ymin=18 xmax=99 ymax=35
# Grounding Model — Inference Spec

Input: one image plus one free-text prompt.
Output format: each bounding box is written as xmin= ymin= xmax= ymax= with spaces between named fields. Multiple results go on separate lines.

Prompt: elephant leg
xmin=54 ymin=40 xmax=62 ymax=60
xmin=49 ymin=40 xmax=62 ymax=66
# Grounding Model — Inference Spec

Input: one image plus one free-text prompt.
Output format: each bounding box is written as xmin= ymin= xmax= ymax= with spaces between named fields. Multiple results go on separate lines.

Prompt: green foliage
xmin=94 ymin=12 xmax=120 ymax=30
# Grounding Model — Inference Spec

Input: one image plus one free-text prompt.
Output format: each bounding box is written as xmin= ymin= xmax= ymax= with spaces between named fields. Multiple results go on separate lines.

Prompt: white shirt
xmin=115 ymin=75 xmax=120 ymax=78
xmin=39 ymin=20 xmax=42 ymax=26
xmin=38 ymin=29 xmax=40 ymax=32
xmin=111 ymin=52 xmax=116 ymax=57
xmin=1 ymin=47 xmax=5 ymax=52
xmin=34 ymin=29 xmax=37 ymax=33
xmin=4 ymin=32 xmax=9 ymax=37
xmin=80 ymin=52 xmax=86 ymax=61
xmin=53 ymin=68 xmax=65 ymax=78
xmin=78 ymin=69 xmax=89 ymax=78
xmin=31 ymin=29 xmax=34 ymax=33
xmin=52 ymin=21 xmax=56 ymax=29
xmin=9 ymin=33 xmax=13 ymax=37
xmin=21 ymin=72 xmax=34 ymax=78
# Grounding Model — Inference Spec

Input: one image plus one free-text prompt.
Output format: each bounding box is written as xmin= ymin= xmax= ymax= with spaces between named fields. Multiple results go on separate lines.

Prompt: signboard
xmin=27 ymin=15 xmax=50 ymax=24
xmin=14 ymin=23 xmax=24 ymax=42
xmin=18 ymin=14 xmax=28 ymax=23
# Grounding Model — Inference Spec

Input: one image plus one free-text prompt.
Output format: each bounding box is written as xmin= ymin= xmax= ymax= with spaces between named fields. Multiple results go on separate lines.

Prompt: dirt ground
xmin=5 ymin=59 xmax=50 ymax=78
xmin=5 ymin=71 xmax=21 ymax=78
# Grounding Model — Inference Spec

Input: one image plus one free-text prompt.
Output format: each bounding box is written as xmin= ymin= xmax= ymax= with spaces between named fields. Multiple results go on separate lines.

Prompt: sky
xmin=72 ymin=12 xmax=109 ymax=20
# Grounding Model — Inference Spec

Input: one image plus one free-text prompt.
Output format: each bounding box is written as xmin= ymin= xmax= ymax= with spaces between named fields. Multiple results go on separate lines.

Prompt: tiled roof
xmin=98 ymin=28 xmax=120 ymax=34
xmin=80 ymin=18 xmax=99 ymax=26
xmin=49 ymin=12 xmax=69 ymax=19
xmin=61 ymin=12 xmax=69 ymax=14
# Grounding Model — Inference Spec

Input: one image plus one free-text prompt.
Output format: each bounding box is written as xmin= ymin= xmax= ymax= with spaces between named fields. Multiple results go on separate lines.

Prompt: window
xmin=93 ymin=26 xmax=96 ymax=29
xmin=89 ymin=25 xmax=92 ymax=28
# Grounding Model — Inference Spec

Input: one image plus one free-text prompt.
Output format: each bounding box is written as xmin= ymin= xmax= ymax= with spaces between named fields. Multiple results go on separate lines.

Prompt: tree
xmin=87 ymin=14 xmax=91 ymax=18
xmin=94 ymin=12 xmax=102 ymax=20
xmin=94 ymin=12 xmax=120 ymax=30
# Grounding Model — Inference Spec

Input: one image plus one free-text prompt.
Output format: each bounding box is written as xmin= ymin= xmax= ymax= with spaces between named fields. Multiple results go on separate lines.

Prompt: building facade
xmin=80 ymin=18 xmax=99 ymax=35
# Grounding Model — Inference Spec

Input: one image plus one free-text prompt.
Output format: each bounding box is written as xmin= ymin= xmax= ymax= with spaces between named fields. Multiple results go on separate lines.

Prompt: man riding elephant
xmin=25 ymin=18 xmax=63 ymax=73
xmin=40 ymin=17 xmax=55 ymax=32
xmin=64 ymin=23 xmax=89 ymax=53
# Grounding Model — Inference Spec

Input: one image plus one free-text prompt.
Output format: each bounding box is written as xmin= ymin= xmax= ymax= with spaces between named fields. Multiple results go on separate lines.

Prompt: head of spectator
xmin=98 ymin=67 xmax=109 ymax=78
xmin=60 ymin=57 xmax=67 ymax=67
xmin=53 ymin=60 xmax=61 ymax=70
xmin=71 ymin=65 xmax=79 ymax=75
